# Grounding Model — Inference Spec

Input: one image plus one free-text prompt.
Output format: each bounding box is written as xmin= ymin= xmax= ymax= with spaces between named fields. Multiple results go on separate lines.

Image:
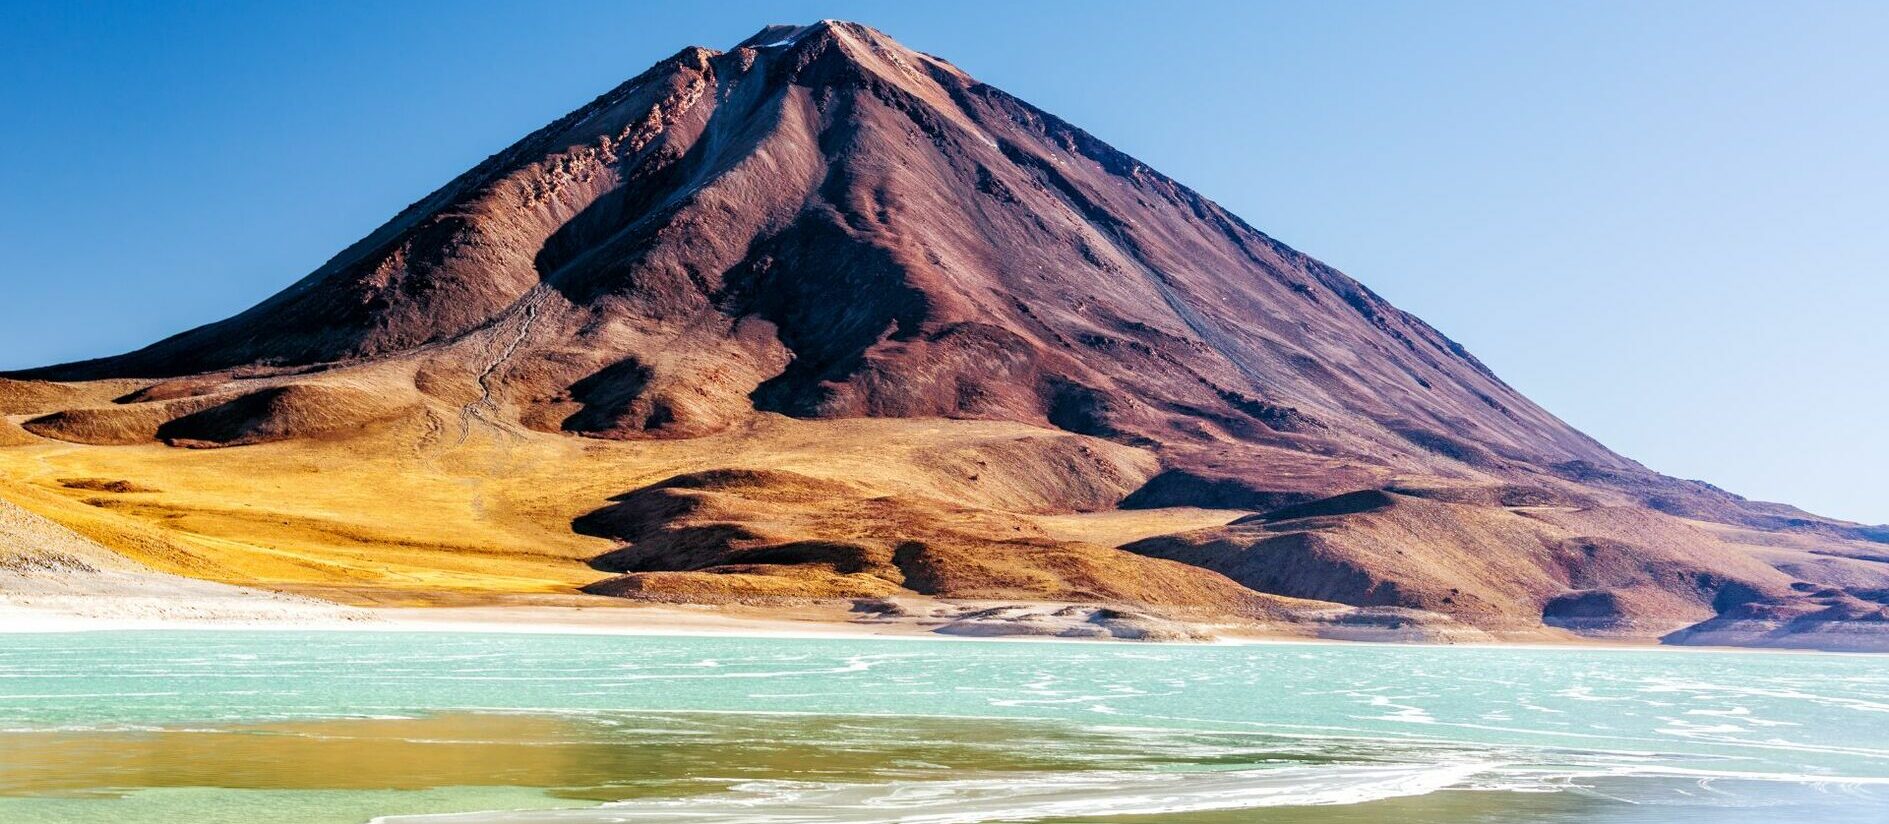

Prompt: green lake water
xmin=1 ymin=630 xmax=1885 ymax=822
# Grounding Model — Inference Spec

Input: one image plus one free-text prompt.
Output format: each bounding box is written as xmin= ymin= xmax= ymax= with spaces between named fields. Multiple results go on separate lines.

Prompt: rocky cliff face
xmin=6 ymin=21 xmax=1885 ymax=645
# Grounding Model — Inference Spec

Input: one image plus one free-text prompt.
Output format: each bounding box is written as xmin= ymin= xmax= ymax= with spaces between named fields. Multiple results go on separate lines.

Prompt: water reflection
xmin=0 ymin=711 xmax=1381 ymax=800
xmin=7 ymin=711 xmax=1875 ymax=824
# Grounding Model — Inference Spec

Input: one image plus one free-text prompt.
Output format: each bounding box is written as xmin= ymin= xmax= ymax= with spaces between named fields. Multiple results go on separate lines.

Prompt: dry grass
xmin=0 ymin=401 xmax=1239 ymax=607
xmin=7 ymin=373 xmax=1885 ymax=638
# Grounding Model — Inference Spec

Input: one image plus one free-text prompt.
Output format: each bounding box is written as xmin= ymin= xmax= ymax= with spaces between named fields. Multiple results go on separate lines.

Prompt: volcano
xmin=5 ymin=21 xmax=1885 ymax=646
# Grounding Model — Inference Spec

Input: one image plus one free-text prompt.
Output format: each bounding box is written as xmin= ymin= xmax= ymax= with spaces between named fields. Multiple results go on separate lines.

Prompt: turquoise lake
xmin=1 ymin=630 xmax=1886 ymax=822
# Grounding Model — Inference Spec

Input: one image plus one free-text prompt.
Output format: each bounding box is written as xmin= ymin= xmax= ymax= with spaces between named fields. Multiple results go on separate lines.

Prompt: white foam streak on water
xmin=374 ymin=763 xmax=1493 ymax=824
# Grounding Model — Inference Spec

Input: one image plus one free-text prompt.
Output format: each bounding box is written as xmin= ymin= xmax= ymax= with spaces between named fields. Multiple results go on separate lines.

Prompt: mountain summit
xmin=5 ymin=22 xmax=1886 ymax=646
xmin=26 ymin=21 xmax=1600 ymax=463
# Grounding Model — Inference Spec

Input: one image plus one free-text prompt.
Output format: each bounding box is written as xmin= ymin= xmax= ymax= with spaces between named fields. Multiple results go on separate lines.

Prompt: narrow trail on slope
xmin=456 ymin=287 xmax=549 ymax=447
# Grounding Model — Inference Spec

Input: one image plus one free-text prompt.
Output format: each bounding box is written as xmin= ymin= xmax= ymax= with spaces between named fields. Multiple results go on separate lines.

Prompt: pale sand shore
xmin=0 ymin=593 xmax=1250 ymax=643
xmin=4 ymin=590 xmax=1882 ymax=654
xmin=0 ymin=597 xmax=928 ymax=640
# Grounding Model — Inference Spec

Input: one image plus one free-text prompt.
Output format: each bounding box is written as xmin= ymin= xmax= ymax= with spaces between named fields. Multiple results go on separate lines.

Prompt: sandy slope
xmin=0 ymin=494 xmax=364 ymax=627
xmin=0 ymin=411 xmax=1302 ymax=629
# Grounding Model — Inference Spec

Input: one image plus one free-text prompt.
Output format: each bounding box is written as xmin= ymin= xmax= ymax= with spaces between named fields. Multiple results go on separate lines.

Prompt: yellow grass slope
xmin=1 ymin=379 xmax=1263 ymax=614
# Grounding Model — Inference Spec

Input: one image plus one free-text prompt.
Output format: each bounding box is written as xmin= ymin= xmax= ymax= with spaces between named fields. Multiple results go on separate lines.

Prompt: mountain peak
xmin=735 ymin=19 xmax=874 ymax=44
xmin=734 ymin=22 xmax=817 ymax=50
xmin=733 ymin=20 xmax=874 ymax=52
xmin=728 ymin=20 xmax=955 ymax=83
xmin=8 ymin=17 xmax=1627 ymax=479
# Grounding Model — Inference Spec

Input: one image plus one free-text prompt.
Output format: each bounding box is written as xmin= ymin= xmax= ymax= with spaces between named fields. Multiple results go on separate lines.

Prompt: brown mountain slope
xmin=3 ymin=21 xmax=1885 ymax=646
xmin=20 ymin=22 xmax=1610 ymax=468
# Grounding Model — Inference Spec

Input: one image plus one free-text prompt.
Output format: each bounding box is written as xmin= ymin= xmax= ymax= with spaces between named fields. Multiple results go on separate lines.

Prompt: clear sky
xmin=1 ymin=1 xmax=1882 ymax=523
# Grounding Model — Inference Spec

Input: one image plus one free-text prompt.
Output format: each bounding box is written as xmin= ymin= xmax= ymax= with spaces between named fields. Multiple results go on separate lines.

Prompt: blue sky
xmin=1 ymin=1 xmax=1882 ymax=523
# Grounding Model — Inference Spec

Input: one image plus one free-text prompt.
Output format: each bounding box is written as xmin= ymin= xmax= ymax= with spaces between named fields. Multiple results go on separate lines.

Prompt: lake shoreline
xmin=3 ymin=595 xmax=1880 ymax=656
